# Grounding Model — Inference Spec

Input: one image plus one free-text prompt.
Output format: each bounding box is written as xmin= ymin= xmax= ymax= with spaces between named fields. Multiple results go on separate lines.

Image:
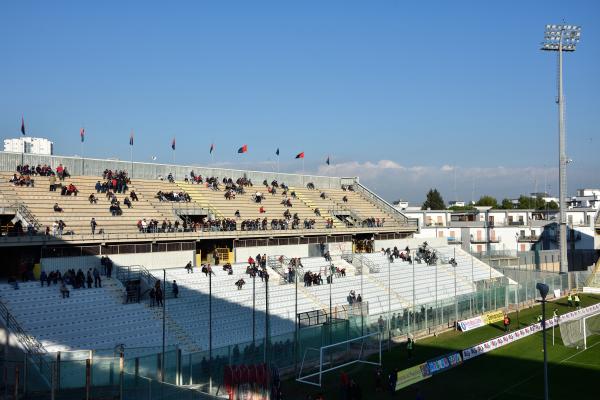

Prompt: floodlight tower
xmin=541 ymin=24 xmax=581 ymax=275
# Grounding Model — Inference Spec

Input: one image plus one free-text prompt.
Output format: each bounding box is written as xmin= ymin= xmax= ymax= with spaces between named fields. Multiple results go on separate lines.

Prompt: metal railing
xmin=0 ymin=301 xmax=52 ymax=387
xmin=13 ymin=202 xmax=42 ymax=231
xmin=352 ymin=181 xmax=415 ymax=226
xmin=327 ymin=204 xmax=362 ymax=227
xmin=0 ymin=225 xmax=412 ymax=245
xmin=348 ymin=253 xmax=381 ymax=273
xmin=267 ymin=255 xmax=301 ymax=283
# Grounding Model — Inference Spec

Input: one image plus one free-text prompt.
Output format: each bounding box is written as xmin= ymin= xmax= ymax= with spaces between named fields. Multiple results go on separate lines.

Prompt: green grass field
xmin=283 ymin=294 xmax=600 ymax=400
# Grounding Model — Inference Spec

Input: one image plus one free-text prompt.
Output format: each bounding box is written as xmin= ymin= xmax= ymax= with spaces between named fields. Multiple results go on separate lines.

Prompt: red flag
xmin=80 ymin=128 xmax=85 ymax=143
xmin=238 ymin=144 xmax=248 ymax=154
xmin=295 ymin=152 xmax=304 ymax=159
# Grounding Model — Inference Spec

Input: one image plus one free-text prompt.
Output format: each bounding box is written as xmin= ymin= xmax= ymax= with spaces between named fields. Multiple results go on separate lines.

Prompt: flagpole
xmin=80 ymin=131 xmax=84 ymax=175
xmin=302 ymin=158 xmax=305 ymax=175
xmin=130 ymin=146 xmax=133 ymax=178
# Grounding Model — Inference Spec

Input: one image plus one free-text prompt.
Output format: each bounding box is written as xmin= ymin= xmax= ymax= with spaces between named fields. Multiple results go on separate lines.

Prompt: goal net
xmin=297 ymin=332 xmax=382 ymax=387
xmin=560 ymin=312 xmax=600 ymax=349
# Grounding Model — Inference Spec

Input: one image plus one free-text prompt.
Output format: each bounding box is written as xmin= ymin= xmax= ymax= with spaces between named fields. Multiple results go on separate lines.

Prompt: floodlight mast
xmin=541 ymin=24 xmax=581 ymax=275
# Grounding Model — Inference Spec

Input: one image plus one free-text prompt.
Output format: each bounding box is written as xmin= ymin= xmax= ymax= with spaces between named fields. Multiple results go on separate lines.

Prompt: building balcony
xmin=518 ymin=235 xmax=539 ymax=242
xmin=449 ymin=221 xmax=485 ymax=228
xmin=507 ymin=221 xmax=525 ymax=226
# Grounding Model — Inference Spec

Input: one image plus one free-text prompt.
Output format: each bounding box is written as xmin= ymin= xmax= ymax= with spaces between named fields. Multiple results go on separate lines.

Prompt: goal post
xmin=560 ymin=311 xmax=600 ymax=349
xmin=297 ymin=332 xmax=382 ymax=387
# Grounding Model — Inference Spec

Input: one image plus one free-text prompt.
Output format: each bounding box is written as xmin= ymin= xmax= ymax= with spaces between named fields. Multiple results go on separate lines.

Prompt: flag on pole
xmin=276 ymin=148 xmax=280 ymax=156
xmin=326 ymin=156 xmax=330 ymax=165
xmin=210 ymin=143 xmax=215 ymax=154
xmin=171 ymin=137 xmax=176 ymax=150
xmin=20 ymin=117 xmax=25 ymax=135
xmin=295 ymin=152 xmax=304 ymax=159
xmin=238 ymin=144 xmax=248 ymax=154
xmin=80 ymin=128 xmax=85 ymax=143
xmin=129 ymin=131 xmax=134 ymax=146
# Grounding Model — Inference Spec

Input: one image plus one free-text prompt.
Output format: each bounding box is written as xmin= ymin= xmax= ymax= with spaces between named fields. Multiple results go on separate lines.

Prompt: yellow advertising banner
xmin=395 ymin=363 xmax=430 ymax=391
xmin=483 ymin=310 xmax=505 ymax=325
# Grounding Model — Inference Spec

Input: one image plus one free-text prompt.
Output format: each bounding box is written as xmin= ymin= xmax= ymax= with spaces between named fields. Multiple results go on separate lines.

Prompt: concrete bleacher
xmin=0 ymin=173 xmax=166 ymax=235
xmin=128 ymin=179 xmax=191 ymax=222
xmin=176 ymin=180 xmax=330 ymax=228
xmin=0 ymin=278 xmax=176 ymax=353
xmin=0 ymin=168 xmax=413 ymax=236
xmin=295 ymin=186 xmax=401 ymax=227
xmin=0 ymin=247 xmax=506 ymax=354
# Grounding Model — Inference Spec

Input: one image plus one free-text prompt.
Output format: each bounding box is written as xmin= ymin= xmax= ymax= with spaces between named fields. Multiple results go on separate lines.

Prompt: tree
xmin=500 ymin=198 xmax=514 ymax=209
xmin=542 ymin=200 xmax=559 ymax=210
xmin=421 ymin=189 xmax=446 ymax=210
xmin=475 ymin=195 xmax=498 ymax=208
xmin=517 ymin=195 xmax=533 ymax=209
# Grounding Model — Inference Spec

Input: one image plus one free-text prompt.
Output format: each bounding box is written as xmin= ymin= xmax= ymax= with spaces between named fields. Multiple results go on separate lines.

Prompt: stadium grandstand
xmin=0 ymin=151 xmax=588 ymax=399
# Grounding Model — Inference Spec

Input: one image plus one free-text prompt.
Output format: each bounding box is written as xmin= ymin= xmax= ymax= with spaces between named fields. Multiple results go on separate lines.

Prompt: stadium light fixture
xmin=540 ymin=23 xmax=582 ymax=277
xmin=536 ymin=282 xmax=550 ymax=400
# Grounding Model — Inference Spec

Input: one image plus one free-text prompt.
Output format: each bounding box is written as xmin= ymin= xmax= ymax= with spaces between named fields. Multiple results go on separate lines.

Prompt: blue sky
xmin=1 ymin=1 xmax=598 ymax=203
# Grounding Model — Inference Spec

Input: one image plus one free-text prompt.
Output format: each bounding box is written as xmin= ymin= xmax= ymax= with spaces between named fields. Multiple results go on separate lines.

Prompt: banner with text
xmin=395 ymin=363 xmax=430 ymax=391
xmin=458 ymin=310 xmax=505 ymax=332
xmin=463 ymin=302 xmax=600 ymax=360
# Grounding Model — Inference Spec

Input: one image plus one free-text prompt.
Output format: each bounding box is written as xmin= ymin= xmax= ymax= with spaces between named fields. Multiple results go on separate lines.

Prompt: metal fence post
xmin=14 ymin=365 xmax=19 ymax=400
xmin=119 ymin=351 xmax=124 ymax=400
xmin=85 ymin=359 xmax=91 ymax=400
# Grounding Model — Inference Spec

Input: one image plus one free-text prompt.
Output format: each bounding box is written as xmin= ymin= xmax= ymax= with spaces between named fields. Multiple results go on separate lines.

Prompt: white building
xmin=4 ymin=137 xmax=53 ymax=155
xmin=402 ymin=206 xmax=598 ymax=253
xmin=567 ymin=189 xmax=600 ymax=210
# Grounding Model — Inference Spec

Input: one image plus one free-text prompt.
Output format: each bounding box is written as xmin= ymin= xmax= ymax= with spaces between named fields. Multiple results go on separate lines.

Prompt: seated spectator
xmin=253 ymin=192 xmax=264 ymax=203
xmin=66 ymin=183 xmax=78 ymax=196
xmin=167 ymin=173 xmax=174 ymax=183
xmin=306 ymin=182 xmax=315 ymax=190
xmin=88 ymin=194 xmax=98 ymax=204
xmin=53 ymin=203 xmax=63 ymax=212
xmin=95 ymin=181 xmax=102 ymax=192
xmin=343 ymin=195 xmax=348 ymax=203
xmin=130 ymin=191 xmax=139 ymax=201
xmin=109 ymin=202 xmax=122 ymax=216
xmin=259 ymin=206 xmax=265 ymax=214
xmin=320 ymin=192 xmax=326 ymax=199
xmin=314 ymin=208 xmax=321 ymax=217
xmin=124 ymin=197 xmax=132 ymax=208
xmin=234 ymin=210 xmax=241 ymax=218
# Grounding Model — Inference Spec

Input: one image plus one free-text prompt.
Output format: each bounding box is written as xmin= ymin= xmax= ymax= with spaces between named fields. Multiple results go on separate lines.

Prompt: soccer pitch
xmin=284 ymin=294 xmax=600 ymax=399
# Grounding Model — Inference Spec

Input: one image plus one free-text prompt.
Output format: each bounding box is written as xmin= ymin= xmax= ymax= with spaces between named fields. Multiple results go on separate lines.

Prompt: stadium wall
xmin=40 ymin=250 xmax=195 ymax=273
xmin=235 ymin=244 xmax=311 ymax=262
xmin=0 ymin=151 xmax=345 ymax=188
